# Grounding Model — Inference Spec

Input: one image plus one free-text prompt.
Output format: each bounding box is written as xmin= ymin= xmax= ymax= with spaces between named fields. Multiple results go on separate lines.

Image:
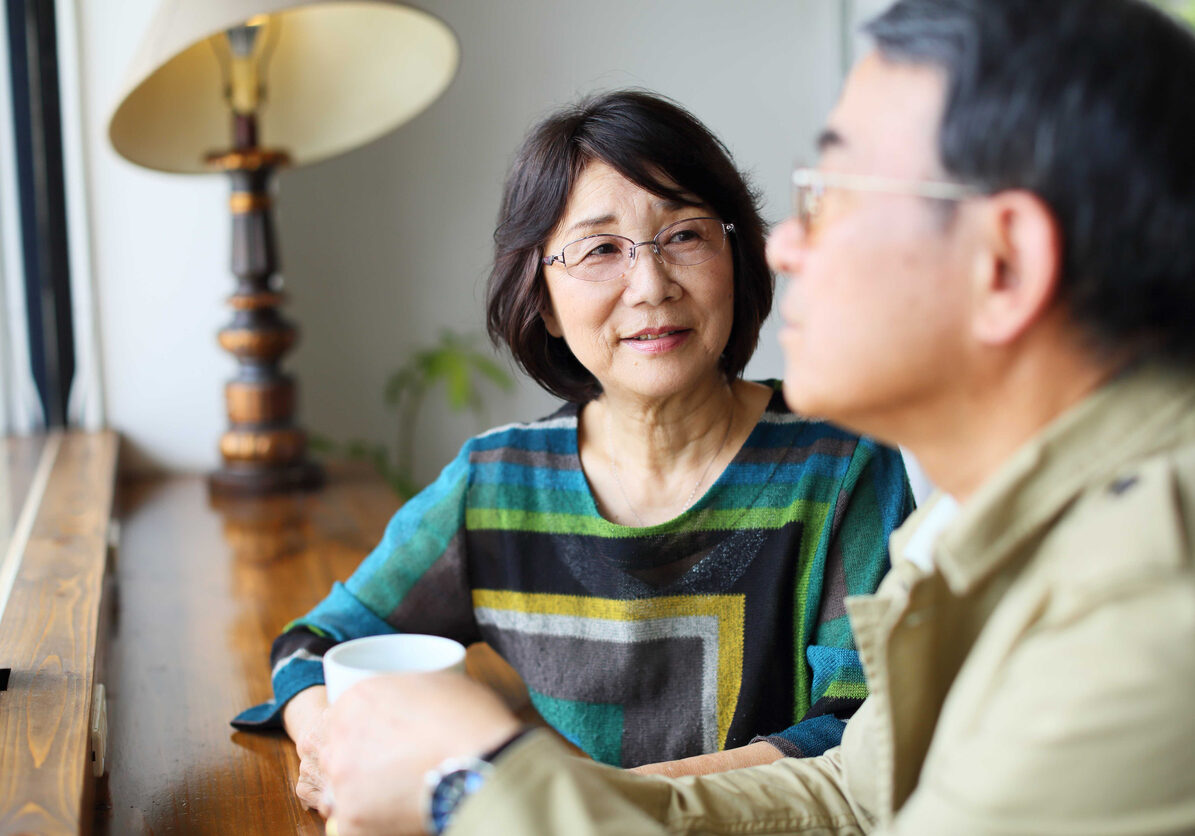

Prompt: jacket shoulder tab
xmin=1039 ymin=447 xmax=1194 ymax=605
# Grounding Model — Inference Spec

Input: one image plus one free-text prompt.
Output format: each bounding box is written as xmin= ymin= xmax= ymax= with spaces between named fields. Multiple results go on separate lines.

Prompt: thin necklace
xmin=604 ymin=400 xmax=735 ymax=527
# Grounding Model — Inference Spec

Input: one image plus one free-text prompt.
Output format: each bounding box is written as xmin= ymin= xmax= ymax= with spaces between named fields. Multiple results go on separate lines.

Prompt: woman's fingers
xmin=295 ymin=718 xmax=332 ymax=813
xmin=295 ymin=778 xmax=320 ymax=811
xmin=296 ymin=757 xmax=327 ymax=810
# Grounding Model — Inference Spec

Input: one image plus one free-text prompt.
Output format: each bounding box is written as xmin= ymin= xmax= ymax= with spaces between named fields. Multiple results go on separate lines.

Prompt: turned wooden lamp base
xmin=205 ymin=144 xmax=324 ymax=497
xmin=209 ymin=459 xmax=324 ymax=496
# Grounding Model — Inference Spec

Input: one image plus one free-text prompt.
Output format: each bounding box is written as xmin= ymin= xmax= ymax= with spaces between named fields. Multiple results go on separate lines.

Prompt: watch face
xmin=428 ymin=761 xmax=491 ymax=834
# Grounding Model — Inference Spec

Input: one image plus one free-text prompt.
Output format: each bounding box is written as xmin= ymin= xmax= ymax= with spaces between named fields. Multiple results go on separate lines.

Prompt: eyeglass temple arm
xmin=792 ymin=169 xmax=980 ymax=201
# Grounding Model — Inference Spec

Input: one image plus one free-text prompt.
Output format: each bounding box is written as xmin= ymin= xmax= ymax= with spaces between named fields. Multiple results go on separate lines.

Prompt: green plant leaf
xmin=467 ymin=353 xmax=515 ymax=391
xmin=312 ymin=329 xmax=514 ymax=501
xmin=346 ymin=440 xmax=372 ymax=458
xmin=384 ymin=367 xmax=419 ymax=405
xmin=308 ymin=434 xmax=337 ymax=454
xmin=446 ymin=356 xmax=473 ymax=410
xmin=419 ymin=347 xmax=451 ymax=378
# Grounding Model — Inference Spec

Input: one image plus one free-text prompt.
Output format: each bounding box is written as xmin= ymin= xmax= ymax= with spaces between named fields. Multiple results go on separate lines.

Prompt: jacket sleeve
xmin=450 ymin=731 xmax=870 ymax=836
xmin=231 ymin=441 xmax=480 ymax=729
xmin=762 ymin=439 xmax=914 ymax=757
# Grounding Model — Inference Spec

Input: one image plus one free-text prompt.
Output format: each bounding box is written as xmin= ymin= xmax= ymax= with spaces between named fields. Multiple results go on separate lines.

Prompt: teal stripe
xmin=470 ymin=482 xmax=596 ymax=516
xmin=712 ymin=477 xmax=841 ymax=510
xmin=473 ymin=460 xmax=589 ymax=491
xmin=467 ymin=471 xmax=847 ymax=516
xmin=348 ymin=445 xmax=472 ymax=614
xmin=528 ymin=689 xmax=624 ymax=767
xmin=815 ymin=613 xmax=854 ymax=649
xmin=722 ymin=458 xmax=850 ymax=484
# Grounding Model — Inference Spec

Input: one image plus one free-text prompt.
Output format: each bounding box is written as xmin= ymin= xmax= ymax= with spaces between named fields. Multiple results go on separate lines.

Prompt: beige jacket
xmin=452 ymin=366 xmax=1195 ymax=835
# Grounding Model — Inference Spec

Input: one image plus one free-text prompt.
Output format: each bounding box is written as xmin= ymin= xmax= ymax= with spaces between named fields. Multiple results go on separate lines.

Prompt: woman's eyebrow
xmin=563 ymin=199 xmax=700 ymax=239
xmin=655 ymin=198 xmax=691 ymax=211
xmin=564 ymin=214 xmax=618 ymax=237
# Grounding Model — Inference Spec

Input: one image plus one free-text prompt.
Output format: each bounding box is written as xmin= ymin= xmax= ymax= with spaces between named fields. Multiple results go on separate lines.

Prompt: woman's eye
xmin=663 ymin=226 xmax=707 ymax=247
xmin=584 ymin=242 xmax=620 ymax=258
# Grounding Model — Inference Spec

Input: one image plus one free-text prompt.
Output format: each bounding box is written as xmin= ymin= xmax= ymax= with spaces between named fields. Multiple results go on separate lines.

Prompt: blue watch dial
xmin=427 ymin=760 xmax=492 ymax=834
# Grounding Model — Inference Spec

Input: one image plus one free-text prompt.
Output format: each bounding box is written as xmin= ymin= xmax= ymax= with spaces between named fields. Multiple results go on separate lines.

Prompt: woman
xmin=234 ymin=90 xmax=913 ymax=805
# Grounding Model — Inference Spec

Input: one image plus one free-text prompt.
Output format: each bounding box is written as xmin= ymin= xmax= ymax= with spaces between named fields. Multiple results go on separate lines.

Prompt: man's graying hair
xmin=866 ymin=0 xmax=1195 ymax=365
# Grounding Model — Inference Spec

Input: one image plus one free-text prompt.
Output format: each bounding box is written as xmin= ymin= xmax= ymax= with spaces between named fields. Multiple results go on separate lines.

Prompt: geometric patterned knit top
xmin=233 ymin=384 xmax=914 ymax=767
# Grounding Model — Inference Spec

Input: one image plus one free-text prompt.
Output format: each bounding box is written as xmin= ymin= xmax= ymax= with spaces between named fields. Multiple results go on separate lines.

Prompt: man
xmin=317 ymin=1 xmax=1195 ymax=833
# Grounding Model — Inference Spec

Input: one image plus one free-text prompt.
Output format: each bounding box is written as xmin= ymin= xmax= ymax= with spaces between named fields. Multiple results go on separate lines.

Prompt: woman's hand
xmin=281 ymin=685 xmax=332 ymax=814
xmin=630 ymin=740 xmax=784 ymax=777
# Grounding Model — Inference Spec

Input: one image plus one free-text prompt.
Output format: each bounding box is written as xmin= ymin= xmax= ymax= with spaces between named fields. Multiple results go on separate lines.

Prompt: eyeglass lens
xmin=794 ymin=181 xmax=824 ymax=237
xmin=561 ymin=217 xmax=727 ymax=282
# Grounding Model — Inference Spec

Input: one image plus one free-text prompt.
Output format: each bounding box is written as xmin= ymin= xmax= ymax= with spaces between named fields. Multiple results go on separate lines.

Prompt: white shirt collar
xmin=902 ymin=494 xmax=961 ymax=572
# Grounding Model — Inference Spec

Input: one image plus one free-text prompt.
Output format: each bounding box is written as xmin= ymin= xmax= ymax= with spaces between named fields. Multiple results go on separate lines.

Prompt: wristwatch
xmin=422 ymin=728 xmax=531 ymax=835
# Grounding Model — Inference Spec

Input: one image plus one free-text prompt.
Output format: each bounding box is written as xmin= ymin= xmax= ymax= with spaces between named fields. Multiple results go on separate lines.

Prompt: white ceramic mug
xmin=322 ymin=633 xmax=467 ymax=704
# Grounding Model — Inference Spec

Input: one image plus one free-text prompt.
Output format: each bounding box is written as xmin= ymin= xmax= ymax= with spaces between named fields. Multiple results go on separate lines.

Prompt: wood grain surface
xmin=0 ymin=432 xmax=118 ymax=836
xmin=95 ymin=468 xmax=546 ymax=835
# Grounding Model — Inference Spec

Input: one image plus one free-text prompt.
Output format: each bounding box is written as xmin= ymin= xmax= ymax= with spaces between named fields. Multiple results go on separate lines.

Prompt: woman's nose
xmin=627 ymin=240 xmax=664 ymax=266
xmin=622 ymin=244 xmax=679 ymax=305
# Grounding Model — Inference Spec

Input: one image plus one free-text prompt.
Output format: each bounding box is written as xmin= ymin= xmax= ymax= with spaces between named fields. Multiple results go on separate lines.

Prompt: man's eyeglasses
xmin=792 ymin=167 xmax=981 ymax=238
xmin=542 ymin=217 xmax=735 ymax=283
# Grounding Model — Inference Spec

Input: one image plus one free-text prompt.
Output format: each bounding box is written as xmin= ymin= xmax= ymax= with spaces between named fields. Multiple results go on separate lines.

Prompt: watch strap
xmin=480 ymin=726 xmax=535 ymax=763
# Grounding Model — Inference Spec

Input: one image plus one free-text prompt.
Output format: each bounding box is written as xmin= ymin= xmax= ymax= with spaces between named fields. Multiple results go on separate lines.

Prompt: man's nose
xmin=766 ymin=218 xmax=807 ymax=276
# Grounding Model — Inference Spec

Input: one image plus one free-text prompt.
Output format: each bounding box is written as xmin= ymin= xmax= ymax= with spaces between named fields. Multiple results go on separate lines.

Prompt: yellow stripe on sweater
xmin=472 ymin=589 xmax=745 ymax=749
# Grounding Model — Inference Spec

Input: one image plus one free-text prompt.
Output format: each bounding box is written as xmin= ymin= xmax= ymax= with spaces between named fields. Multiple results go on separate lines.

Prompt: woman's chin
xmin=603 ymin=361 xmax=723 ymax=402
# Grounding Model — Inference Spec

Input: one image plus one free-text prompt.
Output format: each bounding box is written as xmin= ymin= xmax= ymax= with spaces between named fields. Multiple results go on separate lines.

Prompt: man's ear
xmin=969 ymin=190 xmax=1062 ymax=346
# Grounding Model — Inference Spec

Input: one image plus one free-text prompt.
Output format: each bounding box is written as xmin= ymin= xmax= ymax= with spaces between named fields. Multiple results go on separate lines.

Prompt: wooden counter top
xmin=94 ymin=469 xmax=541 ymax=835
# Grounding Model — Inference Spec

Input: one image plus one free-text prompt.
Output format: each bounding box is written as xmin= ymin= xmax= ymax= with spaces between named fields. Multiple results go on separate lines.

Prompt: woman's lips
xmin=622 ymin=328 xmax=692 ymax=353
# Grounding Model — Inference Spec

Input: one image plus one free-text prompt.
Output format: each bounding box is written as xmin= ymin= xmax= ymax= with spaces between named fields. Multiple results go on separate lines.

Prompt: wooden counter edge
xmin=0 ymin=431 xmax=119 ymax=836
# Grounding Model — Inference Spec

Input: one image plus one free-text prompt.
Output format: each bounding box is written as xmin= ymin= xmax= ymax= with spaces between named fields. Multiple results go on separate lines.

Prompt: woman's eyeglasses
xmin=543 ymin=217 xmax=735 ymax=283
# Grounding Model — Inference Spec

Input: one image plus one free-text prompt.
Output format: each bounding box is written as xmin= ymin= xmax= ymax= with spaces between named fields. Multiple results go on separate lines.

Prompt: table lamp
xmin=107 ymin=0 xmax=459 ymax=495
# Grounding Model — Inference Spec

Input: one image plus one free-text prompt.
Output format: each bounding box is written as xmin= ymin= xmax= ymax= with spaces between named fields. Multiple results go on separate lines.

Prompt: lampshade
xmin=109 ymin=0 xmax=459 ymax=173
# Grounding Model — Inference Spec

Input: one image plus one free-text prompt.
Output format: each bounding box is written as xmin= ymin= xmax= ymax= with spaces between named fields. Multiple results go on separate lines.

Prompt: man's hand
xmin=281 ymin=685 xmax=333 ymax=813
xmin=320 ymin=671 xmax=522 ymax=836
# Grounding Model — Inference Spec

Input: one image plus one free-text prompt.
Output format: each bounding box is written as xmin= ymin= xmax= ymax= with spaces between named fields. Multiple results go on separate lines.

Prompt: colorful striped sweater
xmin=233 ymin=385 xmax=914 ymax=766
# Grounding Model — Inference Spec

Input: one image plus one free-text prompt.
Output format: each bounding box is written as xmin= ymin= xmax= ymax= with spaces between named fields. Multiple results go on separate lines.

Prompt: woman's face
xmin=540 ymin=161 xmax=735 ymax=402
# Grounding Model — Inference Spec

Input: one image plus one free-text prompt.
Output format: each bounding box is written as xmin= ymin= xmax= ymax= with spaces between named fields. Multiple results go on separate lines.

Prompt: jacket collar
xmin=901 ymin=365 xmax=1195 ymax=596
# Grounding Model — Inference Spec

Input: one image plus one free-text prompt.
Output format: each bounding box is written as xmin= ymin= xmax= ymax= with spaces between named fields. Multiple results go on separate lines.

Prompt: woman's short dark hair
xmin=485 ymin=90 xmax=772 ymax=403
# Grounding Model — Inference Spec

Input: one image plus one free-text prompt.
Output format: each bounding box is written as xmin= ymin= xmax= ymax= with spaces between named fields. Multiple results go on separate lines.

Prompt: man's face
xmin=768 ymin=52 xmax=977 ymax=442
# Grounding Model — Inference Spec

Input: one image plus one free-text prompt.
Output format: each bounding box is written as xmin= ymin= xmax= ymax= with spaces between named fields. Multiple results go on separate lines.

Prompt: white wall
xmin=82 ymin=0 xmax=848 ymax=484
xmin=849 ymin=0 xmax=896 ymax=63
